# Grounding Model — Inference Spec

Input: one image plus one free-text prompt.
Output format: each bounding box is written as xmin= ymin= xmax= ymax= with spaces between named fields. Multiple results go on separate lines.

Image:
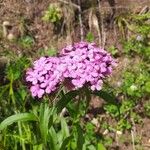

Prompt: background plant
xmin=42 ymin=4 xmax=62 ymax=23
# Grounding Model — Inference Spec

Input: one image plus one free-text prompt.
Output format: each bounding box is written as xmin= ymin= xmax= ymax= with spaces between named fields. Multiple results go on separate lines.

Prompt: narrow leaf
xmin=56 ymin=90 xmax=78 ymax=113
xmin=48 ymin=126 xmax=59 ymax=150
xmin=77 ymin=124 xmax=84 ymax=150
xmin=61 ymin=117 xmax=70 ymax=138
xmin=39 ymin=103 xmax=53 ymax=144
xmin=92 ymin=90 xmax=117 ymax=104
xmin=0 ymin=113 xmax=37 ymax=130
xmin=60 ymin=136 xmax=73 ymax=150
xmin=33 ymin=144 xmax=43 ymax=150
xmin=97 ymin=143 xmax=106 ymax=150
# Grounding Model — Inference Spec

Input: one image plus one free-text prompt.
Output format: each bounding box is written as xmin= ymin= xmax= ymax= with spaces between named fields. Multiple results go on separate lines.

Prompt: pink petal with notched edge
xmin=91 ymin=85 xmax=96 ymax=91
xmin=91 ymin=72 xmax=98 ymax=77
xmin=38 ymin=89 xmax=45 ymax=98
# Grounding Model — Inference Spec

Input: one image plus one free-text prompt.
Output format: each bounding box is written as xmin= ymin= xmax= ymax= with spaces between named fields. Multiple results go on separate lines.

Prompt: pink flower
xmin=30 ymin=84 xmax=44 ymax=98
xmin=26 ymin=41 xmax=116 ymax=98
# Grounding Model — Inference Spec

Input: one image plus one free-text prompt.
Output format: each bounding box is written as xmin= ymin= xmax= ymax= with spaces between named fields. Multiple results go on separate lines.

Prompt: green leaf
xmin=39 ymin=48 xmax=57 ymax=57
xmin=145 ymin=81 xmax=150 ymax=93
xmin=17 ymin=86 xmax=28 ymax=101
xmin=77 ymin=124 xmax=84 ymax=150
xmin=104 ymin=104 xmax=119 ymax=117
xmin=56 ymin=90 xmax=79 ymax=113
xmin=39 ymin=104 xmax=54 ymax=143
xmin=48 ymin=126 xmax=59 ymax=150
xmin=39 ymin=103 xmax=54 ymax=144
xmin=86 ymin=32 xmax=94 ymax=42
xmin=47 ymin=49 xmax=57 ymax=56
xmin=19 ymin=36 xmax=34 ymax=49
xmin=97 ymin=143 xmax=106 ymax=150
xmin=33 ymin=144 xmax=43 ymax=150
xmin=92 ymin=90 xmax=116 ymax=104
xmin=5 ymin=56 xmax=30 ymax=81
xmin=86 ymin=145 xmax=96 ymax=150
xmin=60 ymin=136 xmax=73 ymax=150
xmin=0 ymin=113 xmax=38 ymax=130
xmin=0 ymin=84 xmax=9 ymax=98
xmin=93 ymin=90 xmax=120 ymax=117
xmin=61 ymin=117 xmax=70 ymax=138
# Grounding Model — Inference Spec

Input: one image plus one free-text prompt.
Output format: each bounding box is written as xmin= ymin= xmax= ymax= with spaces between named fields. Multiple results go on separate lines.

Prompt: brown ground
xmin=0 ymin=0 xmax=149 ymax=54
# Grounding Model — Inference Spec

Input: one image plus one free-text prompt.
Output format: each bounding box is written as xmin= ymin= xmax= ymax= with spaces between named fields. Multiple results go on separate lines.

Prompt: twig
xmin=97 ymin=0 xmax=103 ymax=47
xmin=143 ymin=144 xmax=150 ymax=147
xmin=58 ymin=0 xmax=84 ymax=41
xmin=77 ymin=0 xmax=84 ymax=41
xmin=131 ymin=118 xmax=136 ymax=150
xmin=83 ymin=6 xmax=150 ymax=15
xmin=131 ymin=130 xmax=136 ymax=150
xmin=58 ymin=0 xmax=80 ymax=9
xmin=60 ymin=19 xmax=65 ymax=35
xmin=103 ymin=28 xmax=106 ymax=48
xmin=139 ymin=6 xmax=149 ymax=14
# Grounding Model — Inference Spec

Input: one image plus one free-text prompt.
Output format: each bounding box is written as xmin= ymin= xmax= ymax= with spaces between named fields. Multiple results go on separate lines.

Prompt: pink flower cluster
xmin=26 ymin=42 xmax=116 ymax=98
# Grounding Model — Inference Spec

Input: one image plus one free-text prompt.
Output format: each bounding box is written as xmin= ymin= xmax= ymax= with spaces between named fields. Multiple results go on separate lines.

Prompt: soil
xmin=0 ymin=0 xmax=149 ymax=54
xmin=0 ymin=0 xmax=150 ymax=150
xmin=87 ymin=95 xmax=150 ymax=150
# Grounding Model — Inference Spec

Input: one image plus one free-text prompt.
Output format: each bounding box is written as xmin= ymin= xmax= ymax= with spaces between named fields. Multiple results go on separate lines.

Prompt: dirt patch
xmin=0 ymin=0 xmax=57 ymax=55
xmin=0 ymin=0 xmax=149 ymax=55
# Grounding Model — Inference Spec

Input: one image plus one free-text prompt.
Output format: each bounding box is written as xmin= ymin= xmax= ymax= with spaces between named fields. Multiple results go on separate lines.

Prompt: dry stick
xmin=131 ymin=118 xmax=136 ymax=150
xmin=84 ymin=5 xmax=150 ymax=9
xmin=139 ymin=6 xmax=149 ymax=14
xmin=131 ymin=130 xmax=136 ymax=150
xmin=143 ymin=144 xmax=150 ymax=147
xmin=97 ymin=0 xmax=105 ymax=48
xmin=58 ymin=0 xmax=80 ymax=9
xmin=77 ymin=0 xmax=84 ymax=41
xmin=103 ymin=28 xmax=106 ymax=48
xmin=58 ymin=0 xmax=84 ymax=41
xmin=60 ymin=19 xmax=65 ymax=35
xmin=90 ymin=11 xmax=101 ymax=46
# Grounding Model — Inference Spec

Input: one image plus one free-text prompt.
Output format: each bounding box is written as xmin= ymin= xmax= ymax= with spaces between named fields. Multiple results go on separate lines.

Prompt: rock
xmin=116 ymin=130 xmax=122 ymax=135
xmin=103 ymin=129 xmax=109 ymax=135
xmin=7 ymin=33 xmax=15 ymax=41
xmin=91 ymin=118 xmax=99 ymax=127
xmin=2 ymin=21 xmax=10 ymax=26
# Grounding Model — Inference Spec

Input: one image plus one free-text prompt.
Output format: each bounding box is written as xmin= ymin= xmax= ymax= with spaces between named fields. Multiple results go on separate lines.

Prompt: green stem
xmin=85 ymin=87 xmax=91 ymax=113
xmin=18 ymin=121 xmax=26 ymax=150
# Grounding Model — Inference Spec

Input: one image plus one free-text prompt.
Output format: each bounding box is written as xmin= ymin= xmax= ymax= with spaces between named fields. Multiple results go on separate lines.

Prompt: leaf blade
xmin=0 ymin=113 xmax=38 ymax=130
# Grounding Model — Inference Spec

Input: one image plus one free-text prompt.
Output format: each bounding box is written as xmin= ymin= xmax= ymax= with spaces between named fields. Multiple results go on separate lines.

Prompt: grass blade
xmin=56 ymin=90 xmax=78 ymax=113
xmin=60 ymin=117 xmax=70 ymax=138
xmin=39 ymin=103 xmax=53 ymax=144
xmin=77 ymin=124 xmax=84 ymax=150
xmin=0 ymin=113 xmax=37 ymax=130
xmin=60 ymin=135 xmax=73 ymax=150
